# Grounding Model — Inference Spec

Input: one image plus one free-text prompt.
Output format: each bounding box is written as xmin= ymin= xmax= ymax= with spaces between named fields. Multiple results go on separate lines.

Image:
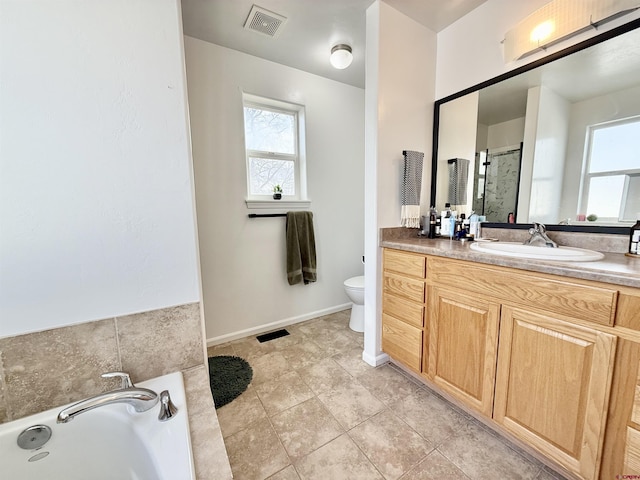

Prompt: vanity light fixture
xmin=503 ymin=0 xmax=640 ymax=61
xmin=330 ymin=44 xmax=353 ymax=69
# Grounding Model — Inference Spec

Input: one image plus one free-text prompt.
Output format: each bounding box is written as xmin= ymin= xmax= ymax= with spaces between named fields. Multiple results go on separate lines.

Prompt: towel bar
xmin=248 ymin=213 xmax=287 ymax=218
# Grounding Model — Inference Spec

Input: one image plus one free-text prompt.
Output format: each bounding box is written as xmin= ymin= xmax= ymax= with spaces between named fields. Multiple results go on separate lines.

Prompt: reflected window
xmin=581 ymin=117 xmax=640 ymax=222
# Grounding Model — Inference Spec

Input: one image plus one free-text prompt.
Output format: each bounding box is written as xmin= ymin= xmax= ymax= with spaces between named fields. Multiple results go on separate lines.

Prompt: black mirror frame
xmin=430 ymin=17 xmax=640 ymax=235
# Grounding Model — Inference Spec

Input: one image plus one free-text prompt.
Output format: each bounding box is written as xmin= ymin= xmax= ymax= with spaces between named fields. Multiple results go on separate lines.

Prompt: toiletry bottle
xmin=469 ymin=213 xmax=478 ymax=239
xmin=630 ymin=213 xmax=640 ymax=255
xmin=435 ymin=210 xmax=441 ymax=237
xmin=441 ymin=204 xmax=452 ymax=236
xmin=428 ymin=207 xmax=437 ymax=239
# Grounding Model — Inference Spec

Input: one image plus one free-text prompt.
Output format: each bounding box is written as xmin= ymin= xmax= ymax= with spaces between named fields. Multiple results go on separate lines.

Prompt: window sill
xmin=245 ymin=199 xmax=311 ymax=210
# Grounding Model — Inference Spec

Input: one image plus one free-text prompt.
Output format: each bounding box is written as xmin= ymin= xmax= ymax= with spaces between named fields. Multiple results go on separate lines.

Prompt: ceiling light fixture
xmin=330 ymin=44 xmax=353 ymax=69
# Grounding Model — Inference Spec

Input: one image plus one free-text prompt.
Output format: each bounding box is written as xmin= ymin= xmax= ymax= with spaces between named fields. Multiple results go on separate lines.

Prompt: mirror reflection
xmin=432 ymin=23 xmax=640 ymax=226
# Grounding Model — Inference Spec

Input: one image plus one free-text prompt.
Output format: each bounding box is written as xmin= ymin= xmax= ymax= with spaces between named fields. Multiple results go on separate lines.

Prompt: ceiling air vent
xmin=244 ymin=5 xmax=287 ymax=38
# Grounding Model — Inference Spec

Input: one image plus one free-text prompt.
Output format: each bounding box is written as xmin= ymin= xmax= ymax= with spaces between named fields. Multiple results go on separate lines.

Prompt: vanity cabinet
xmin=381 ymin=248 xmax=628 ymax=480
xmin=381 ymin=249 xmax=425 ymax=373
xmin=427 ymin=287 xmax=499 ymax=417
xmin=494 ymin=306 xmax=616 ymax=480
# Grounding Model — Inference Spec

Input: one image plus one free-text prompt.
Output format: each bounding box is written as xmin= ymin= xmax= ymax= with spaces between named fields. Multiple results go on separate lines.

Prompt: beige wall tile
xmin=0 ymin=319 xmax=120 ymax=420
xmin=117 ymin=303 xmax=204 ymax=382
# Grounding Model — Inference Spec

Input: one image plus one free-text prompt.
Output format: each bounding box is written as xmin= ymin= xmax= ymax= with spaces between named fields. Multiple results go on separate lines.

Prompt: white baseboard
xmin=206 ymin=303 xmax=352 ymax=346
xmin=362 ymin=350 xmax=389 ymax=367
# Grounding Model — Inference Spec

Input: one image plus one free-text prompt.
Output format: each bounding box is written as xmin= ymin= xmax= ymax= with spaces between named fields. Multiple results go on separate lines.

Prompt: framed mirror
xmin=430 ymin=18 xmax=640 ymax=233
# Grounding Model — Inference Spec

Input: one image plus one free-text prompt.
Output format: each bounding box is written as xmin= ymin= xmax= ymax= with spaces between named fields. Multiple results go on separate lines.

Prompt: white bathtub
xmin=1 ymin=371 xmax=195 ymax=480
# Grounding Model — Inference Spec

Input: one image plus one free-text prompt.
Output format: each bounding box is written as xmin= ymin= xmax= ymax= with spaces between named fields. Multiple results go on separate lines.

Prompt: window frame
xmin=578 ymin=116 xmax=640 ymax=223
xmin=242 ymin=93 xmax=308 ymax=208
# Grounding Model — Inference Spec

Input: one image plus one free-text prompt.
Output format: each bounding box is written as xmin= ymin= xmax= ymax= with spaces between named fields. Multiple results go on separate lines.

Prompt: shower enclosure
xmin=472 ymin=144 xmax=523 ymax=223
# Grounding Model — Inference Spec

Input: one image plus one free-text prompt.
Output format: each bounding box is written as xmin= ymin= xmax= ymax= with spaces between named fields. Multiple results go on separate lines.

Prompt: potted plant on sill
xmin=273 ymin=184 xmax=283 ymax=200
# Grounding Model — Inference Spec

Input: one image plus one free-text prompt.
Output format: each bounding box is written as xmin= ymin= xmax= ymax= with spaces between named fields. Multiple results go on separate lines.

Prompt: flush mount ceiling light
xmin=330 ymin=44 xmax=353 ymax=69
xmin=503 ymin=0 xmax=640 ymax=62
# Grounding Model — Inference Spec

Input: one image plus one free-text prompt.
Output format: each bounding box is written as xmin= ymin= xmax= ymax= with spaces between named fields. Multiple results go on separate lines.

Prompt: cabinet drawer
xmin=383 ymin=272 xmax=425 ymax=303
xmin=383 ymin=293 xmax=424 ymax=328
xmin=384 ymin=249 xmax=426 ymax=278
xmin=382 ymin=313 xmax=422 ymax=372
xmin=428 ymin=257 xmax=617 ymax=326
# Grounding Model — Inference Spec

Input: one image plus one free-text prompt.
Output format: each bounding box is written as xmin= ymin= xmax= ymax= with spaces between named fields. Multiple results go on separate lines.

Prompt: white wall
xmin=363 ymin=1 xmax=436 ymax=365
xmin=184 ymin=37 xmax=365 ymax=342
xmin=527 ymin=86 xmax=570 ymax=224
xmin=487 ymin=117 xmax=525 ymax=150
xmin=560 ymin=84 xmax=640 ymax=220
xmin=0 ymin=0 xmax=200 ymax=338
xmin=436 ymin=0 xmax=640 ymax=100
xmin=436 ymin=92 xmax=479 ymax=214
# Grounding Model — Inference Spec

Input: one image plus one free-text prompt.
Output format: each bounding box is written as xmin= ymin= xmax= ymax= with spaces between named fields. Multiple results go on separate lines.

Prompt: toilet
xmin=343 ymin=276 xmax=365 ymax=332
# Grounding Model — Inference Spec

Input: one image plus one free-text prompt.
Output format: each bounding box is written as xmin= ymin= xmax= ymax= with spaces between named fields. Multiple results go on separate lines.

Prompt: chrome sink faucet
xmin=523 ymin=222 xmax=558 ymax=248
xmin=56 ymin=372 xmax=159 ymax=423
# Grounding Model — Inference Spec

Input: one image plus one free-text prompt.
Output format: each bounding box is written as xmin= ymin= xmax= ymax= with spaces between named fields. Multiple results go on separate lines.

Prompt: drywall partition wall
xmin=560 ymin=84 xmax=640 ymax=220
xmin=363 ymin=1 xmax=436 ymax=366
xmin=0 ymin=0 xmax=200 ymax=338
xmin=435 ymin=0 xmax=640 ymax=100
xmin=184 ymin=37 xmax=365 ymax=342
xmin=487 ymin=117 xmax=525 ymax=151
xmin=527 ymin=86 xmax=570 ymax=224
xmin=435 ymin=91 xmax=479 ymax=213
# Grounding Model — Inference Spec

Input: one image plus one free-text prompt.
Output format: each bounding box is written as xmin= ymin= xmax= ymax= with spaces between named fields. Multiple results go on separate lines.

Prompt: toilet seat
xmin=344 ymin=276 xmax=364 ymax=289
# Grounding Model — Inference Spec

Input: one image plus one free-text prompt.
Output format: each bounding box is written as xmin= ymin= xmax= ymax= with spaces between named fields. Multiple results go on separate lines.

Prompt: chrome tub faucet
xmin=56 ymin=372 xmax=159 ymax=424
xmin=523 ymin=222 xmax=558 ymax=248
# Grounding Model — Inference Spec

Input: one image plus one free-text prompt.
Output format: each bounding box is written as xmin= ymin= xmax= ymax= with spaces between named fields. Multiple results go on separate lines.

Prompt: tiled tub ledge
xmin=183 ymin=365 xmax=233 ymax=480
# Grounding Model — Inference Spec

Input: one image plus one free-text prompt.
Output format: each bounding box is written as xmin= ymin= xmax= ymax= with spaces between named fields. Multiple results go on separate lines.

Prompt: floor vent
xmin=244 ymin=5 xmax=287 ymax=38
xmin=256 ymin=329 xmax=290 ymax=343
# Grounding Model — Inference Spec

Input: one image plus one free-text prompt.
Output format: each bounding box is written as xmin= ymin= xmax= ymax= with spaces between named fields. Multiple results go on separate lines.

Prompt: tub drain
xmin=17 ymin=425 xmax=52 ymax=450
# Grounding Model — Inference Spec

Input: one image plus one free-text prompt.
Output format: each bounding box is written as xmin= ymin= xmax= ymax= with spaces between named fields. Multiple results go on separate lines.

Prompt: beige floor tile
xmin=271 ymin=397 xmax=344 ymax=461
xmin=312 ymin=330 xmax=357 ymax=356
xmin=438 ymin=421 xmax=540 ymax=480
xmin=225 ymin=417 xmax=290 ymax=480
xmin=358 ymin=364 xmax=422 ymax=405
xmin=207 ymin=343 xmax=235 ymax=357
xmin=331 ymin=346 xmax=374 ymax=377
xmin=255 ymin=371 xmax=315 ymax=415
xmin=268 ymin=330 xmax=307 ymax=350
xmin=216 ymin=386 xmax=268 ymax=438
xmin=295 ymin=434 xmax=384 ymax=480
xmin=267 ymin=465 xmax=301 ymax=480
xmin=318 ymin=379 xmax=385 ymax=429
xmin=393 ymin=388 xmax=469 ymax=445
xmin=231 ymin=336 xmax=277 ymax=361
xmin=349 ymin=409 xmax=433 ymax=480
xmin=297 ymin=358 xmax=355 ymax=395
xmin=280 ymin=341 xmax=326 ymax=370
xmin=249 ymin=351 xmax=291 ymax=385
xmin=400 ymin=450 xmax=471 ymax=480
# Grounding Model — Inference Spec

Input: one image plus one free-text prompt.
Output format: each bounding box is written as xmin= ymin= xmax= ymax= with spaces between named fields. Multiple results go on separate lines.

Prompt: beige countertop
xmin=380 ymin=230 xmax=640 ymax=289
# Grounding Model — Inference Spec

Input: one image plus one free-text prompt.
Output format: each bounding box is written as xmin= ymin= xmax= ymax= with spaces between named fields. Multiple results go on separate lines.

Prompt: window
xmin=580 ymin=117 xmax=640 ymax=222
xmin=242 ymin=93 xmax=307 ymax=204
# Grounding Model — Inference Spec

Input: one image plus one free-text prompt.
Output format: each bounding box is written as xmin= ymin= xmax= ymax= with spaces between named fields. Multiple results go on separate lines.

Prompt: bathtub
xmin=1 ymin=371 xmax=195 ymax=480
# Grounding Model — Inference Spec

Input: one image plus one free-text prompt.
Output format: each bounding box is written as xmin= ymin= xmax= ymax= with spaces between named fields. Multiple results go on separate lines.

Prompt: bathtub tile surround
xmin=183 ymin=365 xmax=234 ymax=480
xmin=210 ymin=312 xmax=562 ymax=480
xmin=0 ymin=302 xmax=203 ymax=423
xmin=0 ymin=319 xmax=121 ymax=422
xmin=117 ymin=303 xmax=204 ymax=381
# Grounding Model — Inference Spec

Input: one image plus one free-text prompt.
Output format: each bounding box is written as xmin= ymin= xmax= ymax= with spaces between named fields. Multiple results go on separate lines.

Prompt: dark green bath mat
xmin=208 ymin=355 xmax=253 ymax=409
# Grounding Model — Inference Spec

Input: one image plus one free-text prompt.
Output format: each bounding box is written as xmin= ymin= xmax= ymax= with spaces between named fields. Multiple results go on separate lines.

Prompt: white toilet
xmin=344 ymin=276 xmax=365 ymax=332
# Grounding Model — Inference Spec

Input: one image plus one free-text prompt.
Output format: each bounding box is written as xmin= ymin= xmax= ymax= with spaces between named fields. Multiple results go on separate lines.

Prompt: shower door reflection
xmin=473 ymin=144 xmax=523 ymax=223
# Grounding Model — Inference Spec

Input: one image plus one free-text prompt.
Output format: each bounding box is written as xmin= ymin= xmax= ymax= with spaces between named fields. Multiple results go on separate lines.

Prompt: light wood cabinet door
xmin=494 ymin=306 xmax=617 ymax=480
xmin=382 ymin=313 xmax=423 ymax=372
xmin=428 ymin=287 xmax=500 ymax=417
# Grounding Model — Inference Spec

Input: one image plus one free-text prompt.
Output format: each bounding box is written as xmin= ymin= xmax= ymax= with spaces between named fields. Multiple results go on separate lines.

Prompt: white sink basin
xmin=470 ymin=241 xmax=604 ymax=262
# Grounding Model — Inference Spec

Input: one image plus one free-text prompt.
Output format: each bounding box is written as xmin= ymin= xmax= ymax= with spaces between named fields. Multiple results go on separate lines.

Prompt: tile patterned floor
xmin=207 ymin=310 xmax=567 ymax=480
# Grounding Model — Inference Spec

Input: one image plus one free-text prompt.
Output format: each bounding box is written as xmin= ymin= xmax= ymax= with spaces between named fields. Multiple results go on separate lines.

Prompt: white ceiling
xmin=180 ymin=0 xmax=488 ymax=88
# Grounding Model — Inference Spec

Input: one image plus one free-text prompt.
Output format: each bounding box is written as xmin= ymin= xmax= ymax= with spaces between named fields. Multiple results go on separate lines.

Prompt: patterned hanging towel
xmin=401 ymin=150 xmax=424 ymax=228
xmin=447 ymin=158 xmax=470 ymax=207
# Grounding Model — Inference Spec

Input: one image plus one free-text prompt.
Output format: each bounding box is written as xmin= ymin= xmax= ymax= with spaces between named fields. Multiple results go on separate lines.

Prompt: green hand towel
xmin=286 ymin=211 xmax=317 ymax=285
